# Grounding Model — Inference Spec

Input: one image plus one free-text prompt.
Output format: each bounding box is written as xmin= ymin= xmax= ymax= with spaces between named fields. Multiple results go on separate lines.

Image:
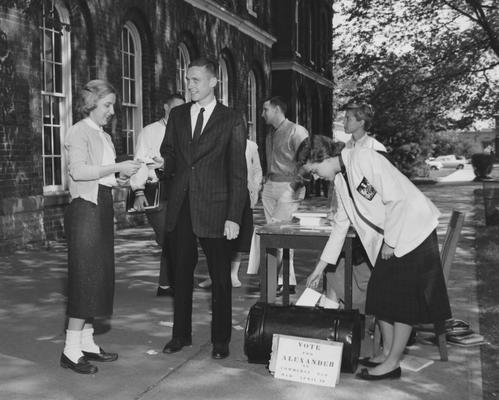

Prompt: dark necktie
xmin=192 ymin=107 xmax=205 ymax=141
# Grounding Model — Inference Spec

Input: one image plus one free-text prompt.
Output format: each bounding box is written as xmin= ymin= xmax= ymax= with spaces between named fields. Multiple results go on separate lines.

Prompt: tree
xmin=332 ymin=0 xmax=499 ymax=176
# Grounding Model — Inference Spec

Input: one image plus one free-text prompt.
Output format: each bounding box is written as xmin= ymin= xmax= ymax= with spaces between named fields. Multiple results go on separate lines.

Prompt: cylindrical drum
xmin=244 ymin=302 xmax=361 ymax=373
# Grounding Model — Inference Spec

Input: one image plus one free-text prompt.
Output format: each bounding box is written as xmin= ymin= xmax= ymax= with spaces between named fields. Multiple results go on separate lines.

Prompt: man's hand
xmin=381 ymin=242 xmax=395 ymax=260
xmin=224 ymin=220 xmax=240 ymax=240
xmin=133 ymin=193 xmax=148 ymax=212
xmin=150 ymin=156 xmax=164 ymax=170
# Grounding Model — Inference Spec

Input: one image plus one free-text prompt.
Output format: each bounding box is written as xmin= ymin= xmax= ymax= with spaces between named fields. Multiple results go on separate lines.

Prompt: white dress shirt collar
xmin=190 ymin=98 xmax=217 ymax=136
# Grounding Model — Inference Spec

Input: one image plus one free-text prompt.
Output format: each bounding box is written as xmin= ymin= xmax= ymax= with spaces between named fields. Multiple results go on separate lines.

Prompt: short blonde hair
xmin=343 ymin=100 xmax=374 ymax=130
xmin=78 ymin=80 xmax=117 ymax=117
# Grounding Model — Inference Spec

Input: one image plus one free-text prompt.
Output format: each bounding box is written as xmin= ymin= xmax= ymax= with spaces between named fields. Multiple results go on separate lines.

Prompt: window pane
xmin=45 ymin=62 xmax=53 ymax=92
xmin=44 ymin=31 xmax=53 ymax=60
xmin=124 ymin=79 xmax=130 ymax=103
xmin=130 ymin=80 xmax=135 ymax=103
xmin=128 ymin=32 xmax=134 ymax=53
xmin=123 ymin=54 xmax=129 ymax=77
xmin=44 ymin=126 xmax=52 ymax=154
xmin=127 ymin=133 xmax=133 ymax=156
xmin=53 ymin=127 xmax=60 ymax=154
xmin=54 ymin=157 xmax=62 ymax=185
xmin=55 ymin=64 xmax=62 ymax=93
xmin=130 ymin=54 xmax=135 ymax=78
xmin=43 ymin=96 xmax=51 ymax=124
xmin=44 ymin=158 xmax=53 ymax=186
xmin=54 ymin=32 xmax=62 ymax=62
xmin=52 ymin=97 xmax=60 ymax=123
xmin=121 ymin=29 xmax=126 ymax=51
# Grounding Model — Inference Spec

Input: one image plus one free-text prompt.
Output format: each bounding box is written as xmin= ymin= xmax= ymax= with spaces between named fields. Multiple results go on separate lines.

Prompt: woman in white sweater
xmin=62 ymin=80 xmax=140 ymax=374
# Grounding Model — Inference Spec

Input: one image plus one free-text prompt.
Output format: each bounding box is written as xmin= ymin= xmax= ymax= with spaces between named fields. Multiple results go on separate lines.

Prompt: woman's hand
xmin=306 ymin=269 xmax=322 ymax=290
xmin=306 ymin=259 xmax=328 ymax=290
xmin=381 ymin=242 xmax=395 ymax=259
xmin=117 ymin=160 xmax=141 ymax=177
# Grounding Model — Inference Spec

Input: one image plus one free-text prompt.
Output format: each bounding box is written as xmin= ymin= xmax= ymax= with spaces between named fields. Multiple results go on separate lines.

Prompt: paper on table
xmin=295 ymin=288 xmax=322 ymax=307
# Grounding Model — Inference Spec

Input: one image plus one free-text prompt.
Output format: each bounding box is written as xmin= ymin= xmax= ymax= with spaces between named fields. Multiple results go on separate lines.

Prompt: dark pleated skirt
xmin=232 ymin=192 xmax=254 ymax=253
xmin=365 ymin=230 xmax=452 ymax=325
xmin=64 ymin=185 xmax=115 ymax=318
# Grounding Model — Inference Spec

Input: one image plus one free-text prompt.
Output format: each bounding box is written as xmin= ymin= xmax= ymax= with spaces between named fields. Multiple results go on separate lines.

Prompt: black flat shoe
xmin=356 ymin=367 xmax=401 ymax=381
xmin=60 ymin=353 xmax=98 ymax=374
xmin=162 ymin=337 xmax=192 ymax=354
xmin=276 ymin=285 xmax=296 ymax=297
xmin=212 ymin=343 xmax=229 ymax=360
xmin=358 ymin=357 xmax=381 ymax=367
xmin=157 ymin=286 xmax=175 ymax=297
xmin=82 ymin=347 xmax=118 ymax=362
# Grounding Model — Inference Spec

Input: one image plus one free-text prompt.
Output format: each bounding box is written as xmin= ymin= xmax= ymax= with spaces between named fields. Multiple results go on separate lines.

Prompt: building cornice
xmin=272 ymin=60 xmax=333 ymax=88
xmin=184 ymin=0 xmax=276 ymax=48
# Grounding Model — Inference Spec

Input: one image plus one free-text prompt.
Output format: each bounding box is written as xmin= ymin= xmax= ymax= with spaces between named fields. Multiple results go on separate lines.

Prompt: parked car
xmin=426 ymin=158 xmax=444 ymax=170
xmin=433 ymin=155 xmax=469 ymax=169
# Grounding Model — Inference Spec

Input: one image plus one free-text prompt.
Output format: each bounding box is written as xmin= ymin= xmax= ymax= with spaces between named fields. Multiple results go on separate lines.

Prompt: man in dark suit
xmin=160 ymin=57 xmax=247 ymax=359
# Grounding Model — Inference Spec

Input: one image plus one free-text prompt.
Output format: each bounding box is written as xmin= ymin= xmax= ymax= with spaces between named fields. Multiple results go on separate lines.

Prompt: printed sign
xmin=269 ymin=334 xmax=343 ymax=387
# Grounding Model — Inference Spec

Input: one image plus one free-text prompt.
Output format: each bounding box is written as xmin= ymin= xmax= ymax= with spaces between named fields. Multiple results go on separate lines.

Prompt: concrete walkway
xmin=0 ymin=179 xmax=486 ymax=400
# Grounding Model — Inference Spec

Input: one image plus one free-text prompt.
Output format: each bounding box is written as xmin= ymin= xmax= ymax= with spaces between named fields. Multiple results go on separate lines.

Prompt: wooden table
xmin=257 ymin=223 xmax=356 ymax=309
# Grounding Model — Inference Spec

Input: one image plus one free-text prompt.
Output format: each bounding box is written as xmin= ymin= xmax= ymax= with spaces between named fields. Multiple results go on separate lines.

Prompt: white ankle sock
xmin=63 ymin=329 xmax=84 ymax=363
xmin=81 ymin=327 xmax=100 ymax=353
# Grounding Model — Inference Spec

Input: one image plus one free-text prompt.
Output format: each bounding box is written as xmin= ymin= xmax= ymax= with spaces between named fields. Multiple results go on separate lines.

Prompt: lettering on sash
xmin=356 ymin=177 xmax=376 ymax=200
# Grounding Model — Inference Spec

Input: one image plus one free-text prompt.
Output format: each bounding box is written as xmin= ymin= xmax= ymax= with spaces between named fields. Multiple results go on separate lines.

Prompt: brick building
xmin=0 ymin=0 xmax=333 ymax=253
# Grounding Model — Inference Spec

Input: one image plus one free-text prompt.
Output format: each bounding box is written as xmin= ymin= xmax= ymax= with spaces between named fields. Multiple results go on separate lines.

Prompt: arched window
xmin=247 ymin=70 xmax=257 ymax=141
xmin=176 ymin=43 xmax=191 ymax=101
xmin=217 ymin=57 xmax=229 ymax=106
xmin=121 ymin=22 xmax=142 ymax=156
xmin=40 ymin=0 xmax=72 ymax=193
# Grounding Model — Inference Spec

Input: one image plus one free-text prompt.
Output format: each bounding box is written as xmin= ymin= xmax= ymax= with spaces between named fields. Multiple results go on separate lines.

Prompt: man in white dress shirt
xmin=133 ymin=94 xmax=185 ymax=297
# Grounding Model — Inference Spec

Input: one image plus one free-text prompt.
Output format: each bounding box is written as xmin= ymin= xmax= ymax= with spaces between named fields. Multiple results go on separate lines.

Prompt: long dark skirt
xmin=231 ymin=191 xmax=254 ymax=253
xmin=365 ymin=230 xmax=452 ymax=325
xmin=64 ymin=185 xmax=115 ymax=318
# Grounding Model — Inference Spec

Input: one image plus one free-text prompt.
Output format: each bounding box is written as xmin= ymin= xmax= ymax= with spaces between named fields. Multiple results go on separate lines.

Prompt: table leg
xmin=283 ymin=249 xmax=289 ymax=306
xmin=259 ymin=246 xmax=278 ymax=304
xmin=344 ymin=236 xmax=353 ymax=310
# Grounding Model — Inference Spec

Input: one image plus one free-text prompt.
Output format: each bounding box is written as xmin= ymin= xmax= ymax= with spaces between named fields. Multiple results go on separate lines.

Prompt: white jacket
xmin=246 ymin=139 xmax=263 ymax=208
xmin=320 ymin=147 xmax=440 ymax=266
xmin=346 ymin=133 xmax=386 ymax=152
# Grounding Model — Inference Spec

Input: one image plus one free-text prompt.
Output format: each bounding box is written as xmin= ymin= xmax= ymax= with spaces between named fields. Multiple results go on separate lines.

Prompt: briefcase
xmin=126 ymin=182 xmax=161 ymax=213
xmin=244 ymin=302 xmax=362 ymax=373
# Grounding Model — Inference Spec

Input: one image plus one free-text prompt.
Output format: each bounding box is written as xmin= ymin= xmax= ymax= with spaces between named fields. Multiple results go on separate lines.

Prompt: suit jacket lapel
xmin=200 ymin=102 xmax=223 ymax=138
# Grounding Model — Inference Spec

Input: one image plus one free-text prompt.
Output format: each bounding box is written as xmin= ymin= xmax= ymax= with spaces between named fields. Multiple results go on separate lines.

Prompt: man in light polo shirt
xmin=261 ymin=96 xmax=309 ymax=295
xmin=343 ymin=100 xmax=386 ymax=152
xmin=326 ymin=99 xmax=387 ymax=312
